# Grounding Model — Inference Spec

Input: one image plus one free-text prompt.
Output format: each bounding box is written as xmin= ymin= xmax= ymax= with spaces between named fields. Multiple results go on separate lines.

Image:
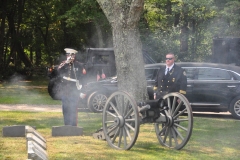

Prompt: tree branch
xmin=127 ymin=0 xmax=144 ymax=27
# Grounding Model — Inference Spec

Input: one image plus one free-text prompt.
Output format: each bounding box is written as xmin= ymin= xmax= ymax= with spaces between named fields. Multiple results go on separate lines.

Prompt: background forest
xmin=0 ymin=0 xmax=240 ymax=80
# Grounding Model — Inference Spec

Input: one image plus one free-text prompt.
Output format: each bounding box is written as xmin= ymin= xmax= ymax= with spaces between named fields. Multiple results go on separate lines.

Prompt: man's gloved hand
xmin=66 ymin=56 xmax=74 ymax=63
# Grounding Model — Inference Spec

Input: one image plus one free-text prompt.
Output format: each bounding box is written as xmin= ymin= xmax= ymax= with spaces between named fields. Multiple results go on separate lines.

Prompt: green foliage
xmin=220 ymin=1 xmax=240 ymax=36
xmin=58 ymin=0 xmax=103 ymax=27
xmin=0 ymin=0 xmax=110 ymax=77
xmin=141 ymin=0 xmax=219 ymax=62
xmin=1 ymin=0 xmax=240 ymax=79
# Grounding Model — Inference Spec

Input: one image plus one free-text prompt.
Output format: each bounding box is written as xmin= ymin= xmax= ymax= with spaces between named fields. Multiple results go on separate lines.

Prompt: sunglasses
xmin=166 ymin=58 xmax=173 ymax=60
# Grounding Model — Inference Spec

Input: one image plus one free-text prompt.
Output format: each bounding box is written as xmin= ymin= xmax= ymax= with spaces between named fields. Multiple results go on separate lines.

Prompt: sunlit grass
xmin=1 ymin=76 xmax=240 ymax=159
xmin=0 ymin=111 xmax=240 ymax=160
xmin=0 ymin=76 xmax=60 ymax=105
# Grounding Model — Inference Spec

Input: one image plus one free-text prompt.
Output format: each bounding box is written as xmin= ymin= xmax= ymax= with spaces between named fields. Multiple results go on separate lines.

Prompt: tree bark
xmin=96 ymin=0 xmax=148 ymax=102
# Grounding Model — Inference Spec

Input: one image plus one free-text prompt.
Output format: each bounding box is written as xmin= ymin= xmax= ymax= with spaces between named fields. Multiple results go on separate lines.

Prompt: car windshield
xmin=93 ymin=55 xmax=109 ymax=64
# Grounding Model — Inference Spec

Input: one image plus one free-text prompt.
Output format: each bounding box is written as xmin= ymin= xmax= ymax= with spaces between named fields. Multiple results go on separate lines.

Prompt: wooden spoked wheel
xmin=87 ymin=91 xmax=107 ymax=113
xmin=154 ymin=92 xmax=193 ymax=150
xmin=102 ymin=91 xmax=140 ymax=150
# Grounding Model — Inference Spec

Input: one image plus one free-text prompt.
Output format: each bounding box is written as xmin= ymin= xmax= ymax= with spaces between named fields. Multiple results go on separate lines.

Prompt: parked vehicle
xmin=47 ymin=48 xmax=155 ymax=79
xmin=83 ymin=62 xmax=240 ymax=119
xmin=146 ymin=62 xmax=240 ymax=119
xmin=47 ymin=48 xmax=155 ymax=111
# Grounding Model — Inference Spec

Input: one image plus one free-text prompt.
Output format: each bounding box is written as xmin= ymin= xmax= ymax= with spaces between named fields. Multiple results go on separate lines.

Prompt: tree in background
xmin=0 ymin=0 xmax=110 ymax=79
xmin=217 ymin=0 xmax=240 ymax=36
xmin=1 ymin=0 xmax=240 ymax=80
xmin=143 ymin=0 xmax=240 ymax=63
xmin=141 ymin=0 xmax=218 ymax=62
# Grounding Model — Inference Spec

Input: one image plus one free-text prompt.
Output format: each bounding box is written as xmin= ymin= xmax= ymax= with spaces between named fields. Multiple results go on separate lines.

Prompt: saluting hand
xmin=66 ymin=56 xmax=74 ymax=63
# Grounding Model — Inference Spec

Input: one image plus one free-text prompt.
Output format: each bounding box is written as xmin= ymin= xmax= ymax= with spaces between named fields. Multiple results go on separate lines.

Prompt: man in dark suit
xmin=154 ymin=53 xmax=187 ymax=99
xmin=58 ymin=48 xmax=86 ymax=126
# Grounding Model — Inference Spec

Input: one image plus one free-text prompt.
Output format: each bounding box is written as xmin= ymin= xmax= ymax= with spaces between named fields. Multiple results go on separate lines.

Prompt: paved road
xmin=0 ymin=104 xmax=235 ymax=119
xmin=0 ymin=104 xmax=91 ymax=113
xmin=0 ymin=104 xmax=62 ymax=112
xmin=193 ymin=111 xmax=233 ymax=119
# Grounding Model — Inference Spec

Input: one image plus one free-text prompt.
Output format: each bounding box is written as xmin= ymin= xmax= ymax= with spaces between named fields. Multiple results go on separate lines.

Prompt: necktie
xmin=166 ymin=68 xmax=169 ymax=75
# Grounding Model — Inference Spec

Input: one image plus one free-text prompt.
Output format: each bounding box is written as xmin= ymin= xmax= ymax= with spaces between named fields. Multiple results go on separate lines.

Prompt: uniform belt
xmin=62 ymin=76 xmax=82 ymax=90
xmin=63 ymin=76 xmax=77 ymax=82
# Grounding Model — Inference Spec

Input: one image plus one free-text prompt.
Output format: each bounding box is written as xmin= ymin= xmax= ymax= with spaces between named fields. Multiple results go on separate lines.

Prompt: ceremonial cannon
xmin=101 ymin=91 xmax=193 ymax=150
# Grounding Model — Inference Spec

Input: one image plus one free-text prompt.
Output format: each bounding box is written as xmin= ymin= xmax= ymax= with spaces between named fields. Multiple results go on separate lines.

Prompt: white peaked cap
xmin=64 ymin=48 xmax=78 ymax=54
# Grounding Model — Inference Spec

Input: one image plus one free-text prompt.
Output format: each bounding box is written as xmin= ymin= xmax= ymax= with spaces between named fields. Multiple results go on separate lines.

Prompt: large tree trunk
xmin=97 ymin=0 xmax=148 ymax=102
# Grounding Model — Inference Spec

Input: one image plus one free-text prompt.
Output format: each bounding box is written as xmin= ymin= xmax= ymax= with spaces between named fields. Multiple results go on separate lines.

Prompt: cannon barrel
xmin=139 ymin=104 xmax=151 ymax=112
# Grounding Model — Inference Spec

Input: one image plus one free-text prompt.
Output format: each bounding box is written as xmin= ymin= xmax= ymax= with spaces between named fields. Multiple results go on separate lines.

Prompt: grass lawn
xmin=0 ymin=76 xmax=240 ymax=159
xmin=0 ymin=112 xmax=240 ymax=160
xmin=0 ymin=76 xmax=61 ymax=105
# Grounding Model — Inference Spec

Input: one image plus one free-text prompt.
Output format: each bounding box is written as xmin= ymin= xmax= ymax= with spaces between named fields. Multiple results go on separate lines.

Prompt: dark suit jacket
xmin=155 ymin=63 xmax=187 ymax=98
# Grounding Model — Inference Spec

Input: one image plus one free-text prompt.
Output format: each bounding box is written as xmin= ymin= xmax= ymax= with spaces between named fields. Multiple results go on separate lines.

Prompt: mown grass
xmin=0 ymin=76 xmax=60 ymax=105
xmin=0 ymin=112 xmax=240 ymax=160
xmin=0 ymin=76 xmax=240 ymax=159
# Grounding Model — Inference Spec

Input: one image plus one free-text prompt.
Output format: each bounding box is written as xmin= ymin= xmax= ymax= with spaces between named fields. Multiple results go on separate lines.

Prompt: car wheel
xmin=87 ymin=91 xmax=108 ymax=113
xmin=230 ymin=96 xmax=240 ymax=119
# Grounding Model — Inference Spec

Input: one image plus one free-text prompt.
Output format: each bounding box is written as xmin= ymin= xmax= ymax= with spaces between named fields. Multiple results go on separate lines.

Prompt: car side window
xmin=232 ymin=71 xmax=240 ymax=80
xmin=93 ymin=55 xmax=109 ymax=64
xmin=183 ymin=67 xmax=197 ymax=80
xmin=145 ymin=68 xmax=159 ymax=80
xmin=197 ymin=68 xmax=231 ymax=80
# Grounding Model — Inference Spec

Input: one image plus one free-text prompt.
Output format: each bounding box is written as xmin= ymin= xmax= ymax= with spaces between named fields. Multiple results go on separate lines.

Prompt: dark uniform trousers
xmin=58 ymin=61 xmax=85 ymax=126
xmin=155 ymin=64 xmax=187 ymax=99
xmin=61 ymin=82 xmax=79 ymax=126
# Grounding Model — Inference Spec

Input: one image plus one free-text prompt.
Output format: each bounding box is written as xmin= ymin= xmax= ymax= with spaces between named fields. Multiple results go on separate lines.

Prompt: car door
xmin=182 ymin=67 xmax=197 ymax=102
xmin=145 ymin=67 xmax=159 ymax=99
xmin=190 ymin=67 xmax=238 ymax=106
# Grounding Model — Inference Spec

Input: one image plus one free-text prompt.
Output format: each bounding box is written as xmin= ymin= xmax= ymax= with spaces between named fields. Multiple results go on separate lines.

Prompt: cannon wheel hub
xmin=166 ymin=115 xmax=174 ymax=127
xmin=114 ymin=116 xmax=125 ymax=127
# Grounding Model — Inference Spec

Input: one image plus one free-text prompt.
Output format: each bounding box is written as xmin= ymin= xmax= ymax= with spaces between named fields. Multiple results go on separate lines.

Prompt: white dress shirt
xmin=165 ymin=64 xmax=174 ymax=75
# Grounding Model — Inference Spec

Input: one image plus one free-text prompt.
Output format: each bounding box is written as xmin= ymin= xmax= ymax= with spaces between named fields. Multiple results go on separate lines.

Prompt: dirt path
xmin=0 ymin=104 xmax=233 ymax=119
xmin=0 ymin=104 xmax=62 ymax=112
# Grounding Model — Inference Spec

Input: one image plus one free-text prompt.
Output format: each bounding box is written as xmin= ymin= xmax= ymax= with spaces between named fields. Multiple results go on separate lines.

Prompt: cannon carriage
xmin=100 ymin=90 xmax=193 ymax=150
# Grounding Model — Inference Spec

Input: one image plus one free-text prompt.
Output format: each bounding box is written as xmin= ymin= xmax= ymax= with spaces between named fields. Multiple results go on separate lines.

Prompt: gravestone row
xmin=2 ymin=125 xmax=83 ymax=160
